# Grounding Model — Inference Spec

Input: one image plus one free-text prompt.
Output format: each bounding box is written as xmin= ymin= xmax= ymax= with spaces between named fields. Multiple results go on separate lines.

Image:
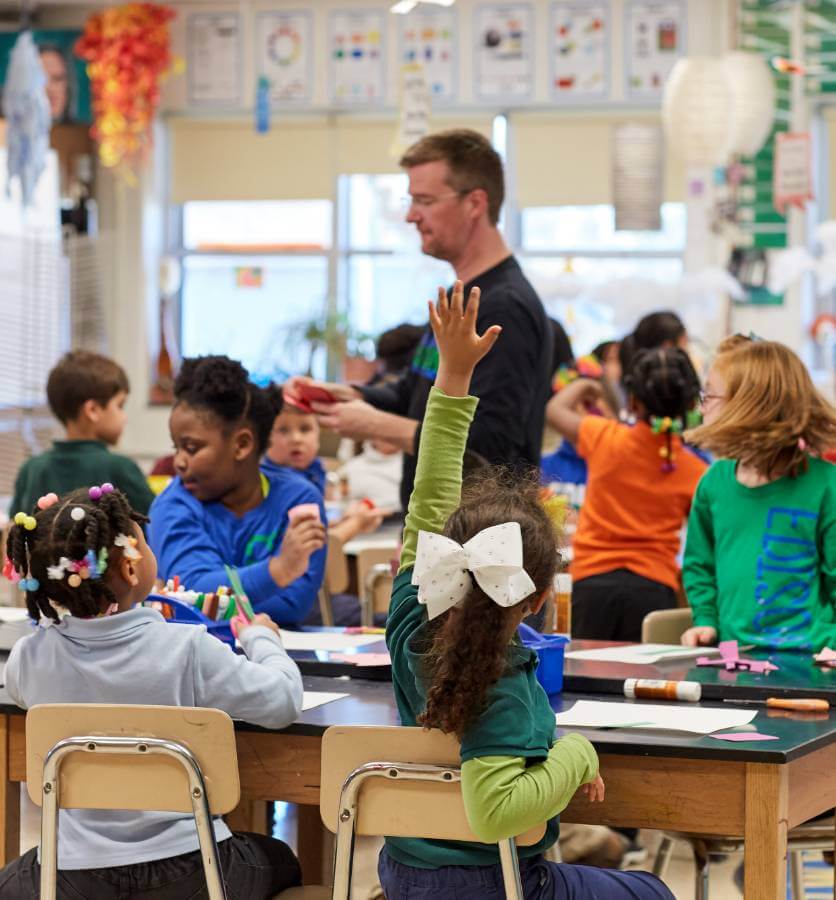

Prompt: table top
xmin=563 ymin=640 xmax=836 ymax=703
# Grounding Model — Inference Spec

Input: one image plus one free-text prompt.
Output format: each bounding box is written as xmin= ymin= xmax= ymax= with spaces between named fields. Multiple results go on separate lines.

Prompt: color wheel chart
xmin=474 ymin=3 xmax=534 ymax=101
xmin=255 ymin=11 xmax=313 ymax=104
xmin=398 ymin=7 xmax=456 ymax=103
xmin=550 ymin=2 xmax=611 ymax=101
xmin=329 ymin=9 xmax=385 ymax=105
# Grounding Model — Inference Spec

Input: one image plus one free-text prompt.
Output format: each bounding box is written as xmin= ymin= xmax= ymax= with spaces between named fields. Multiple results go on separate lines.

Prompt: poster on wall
xmin=473 ymin=3 xmax=534 ymax=101
xmin=255 ymin=11 xmax=313 ymax=105
xmin=328 ymin=9 xmax=385 ymax=105
xmin=549 ymin=2 xmax=610 ymax=101
xmin=0 ymin=30 xmax=91 ymax=124
xmin=398 ymin=7 xmax=456 ymax=103
xmin=624 ymin=0 xmax=685 ymax=98
xmin=186 ymin=13 xmax=243 ymax=106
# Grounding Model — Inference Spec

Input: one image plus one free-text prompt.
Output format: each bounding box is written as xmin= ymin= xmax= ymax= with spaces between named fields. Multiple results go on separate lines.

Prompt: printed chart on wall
xmin=624 ymin=0 xmax=685 ymax=99
xmin=329 ymin=9 xmax=385 ymax=105
xmin=474 ymin=3 xmax=534 ymax=101
xmin=550 ymin=1 xmax=611 ymax=101
xmin=255 ymin=11 xmax=313 ymax=105
xmin=186 ymin=13 xmax=243 ymax=106
xmin=398 ymin=8 xmax=456 ymax=103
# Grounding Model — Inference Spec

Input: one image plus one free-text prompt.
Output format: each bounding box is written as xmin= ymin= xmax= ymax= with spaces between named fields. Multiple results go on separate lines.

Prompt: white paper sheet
xmin=0 ymin=607 xmax=31 ymax=623
xmin=565 ymin=643 xmax=721 ymax=665
xmin=302 ymin=691 xmax=349 ymax=711
xmin=556 ymin=700 xmax=757 ymax=734
xmin=280 ymin=630 xmax=383 ymax=652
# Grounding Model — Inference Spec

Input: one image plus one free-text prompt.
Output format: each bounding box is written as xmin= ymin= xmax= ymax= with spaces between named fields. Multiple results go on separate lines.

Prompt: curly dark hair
xmin=174 ymin=356 xmax=283 ymax=455
xmin=7 ymin=488 xmax=146 ymax=622
xmin=417 ymin=469 xmax=559 ymax=740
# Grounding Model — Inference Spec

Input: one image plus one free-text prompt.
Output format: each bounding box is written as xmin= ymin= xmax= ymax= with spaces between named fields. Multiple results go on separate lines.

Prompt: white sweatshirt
xmin=5 ymin=606 xmax=303 ymax=870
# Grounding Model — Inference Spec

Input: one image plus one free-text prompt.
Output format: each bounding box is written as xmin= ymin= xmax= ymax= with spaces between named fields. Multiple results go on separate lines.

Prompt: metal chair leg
xmin=653 ymin=836 xmax=676 ymax=879
xmin=693 ymin=841 xmax=711 ymax=900
xmin=498 ymin=838 xmax=524 ymax=900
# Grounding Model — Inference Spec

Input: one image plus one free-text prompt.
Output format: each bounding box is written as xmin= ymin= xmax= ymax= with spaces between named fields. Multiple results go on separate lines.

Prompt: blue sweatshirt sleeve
xmin=149 ymin=482 xmax=326 ymax=626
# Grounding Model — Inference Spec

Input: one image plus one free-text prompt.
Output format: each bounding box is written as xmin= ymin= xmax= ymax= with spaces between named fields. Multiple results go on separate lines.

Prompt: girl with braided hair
xmin=380 ymin=280 xmax=674 ymax=899
xmin=547 ymin=346 xmax=706 ymax=642
xmin=681 ymin=336 xmax=836 ymax=651
xmin=0 ymin=486 xmax=304 ymax=899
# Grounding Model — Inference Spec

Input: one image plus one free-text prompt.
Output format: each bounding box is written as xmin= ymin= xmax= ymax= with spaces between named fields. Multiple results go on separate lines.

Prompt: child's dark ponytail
xmin=418 ymin=470 xmax=559 ymax=740
xmin=624 ymin=347 xmax=701 ymax=472
xmin=5 ymin=488 xmax=146 ymax=622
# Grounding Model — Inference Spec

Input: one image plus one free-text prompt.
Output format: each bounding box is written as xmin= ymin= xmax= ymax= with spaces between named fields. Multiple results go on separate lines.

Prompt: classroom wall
xmin=35 ymin=0 xmax=742 ymax=461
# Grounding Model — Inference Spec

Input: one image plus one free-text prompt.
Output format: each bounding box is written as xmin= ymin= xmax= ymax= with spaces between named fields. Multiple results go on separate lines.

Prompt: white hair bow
xmin=412 ymin=522 xmax=536 ymax=620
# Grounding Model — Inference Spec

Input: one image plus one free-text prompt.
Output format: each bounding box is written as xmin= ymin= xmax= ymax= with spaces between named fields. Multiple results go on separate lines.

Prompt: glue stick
xmin=624 ymin=679 xmax=702 ymax=702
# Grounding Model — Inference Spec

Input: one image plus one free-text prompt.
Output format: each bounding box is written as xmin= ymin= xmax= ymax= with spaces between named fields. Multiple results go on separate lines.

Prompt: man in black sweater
xmin=286 ymin=129 xmax=552 ymax=508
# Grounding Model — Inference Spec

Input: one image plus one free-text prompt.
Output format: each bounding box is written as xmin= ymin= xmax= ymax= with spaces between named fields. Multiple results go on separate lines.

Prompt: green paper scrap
xmin=223 ymin=564 xmax=255 ymax=620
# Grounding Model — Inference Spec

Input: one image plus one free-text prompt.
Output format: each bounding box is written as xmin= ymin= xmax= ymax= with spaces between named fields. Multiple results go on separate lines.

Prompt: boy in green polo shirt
xmin=10 ymin=352 xmax=154 ymax=516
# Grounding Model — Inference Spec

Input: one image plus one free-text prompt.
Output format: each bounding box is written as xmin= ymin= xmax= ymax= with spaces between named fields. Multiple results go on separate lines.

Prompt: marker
xmin=723 ymin=697 xmax=829 ymax=712
xmin=345 ymin=626 xmax=386 ymax=635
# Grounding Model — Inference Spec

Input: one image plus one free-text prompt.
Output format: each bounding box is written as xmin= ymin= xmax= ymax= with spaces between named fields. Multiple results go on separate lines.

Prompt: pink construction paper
xmin=696 ymin=640 xmax=779 ymax=673
xmin=709 ymin=732 xmax=779 ymax=742
xmin=814 ymin=647 xmax=836 ymax=666
xmin=331 ymin=652 xmax=391 ymax=667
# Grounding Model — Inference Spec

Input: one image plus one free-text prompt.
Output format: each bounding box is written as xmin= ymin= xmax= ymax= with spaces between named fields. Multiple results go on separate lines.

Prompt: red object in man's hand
xmin=287 ymin=383 xmax=337 ymax=413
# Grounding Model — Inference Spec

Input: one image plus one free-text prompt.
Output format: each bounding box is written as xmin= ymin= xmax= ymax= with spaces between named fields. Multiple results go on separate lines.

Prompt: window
xmin=518 ymin=203 xmax=686 ymax=354
xmin=177 ymin=200 xmax=332 ymax=382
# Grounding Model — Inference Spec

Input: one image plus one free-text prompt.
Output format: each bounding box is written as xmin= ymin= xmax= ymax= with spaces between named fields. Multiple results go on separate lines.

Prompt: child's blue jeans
xmin=378 ymin=847 xmax=675 ymax=900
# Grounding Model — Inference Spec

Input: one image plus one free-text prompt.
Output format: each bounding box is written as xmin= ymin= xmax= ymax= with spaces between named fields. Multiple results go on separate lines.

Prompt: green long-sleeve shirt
xmin=11 ymin=441 xmax=155 ymax=518
xmin=386 ymin=386 xmax=598 ymax=869
xmin=683 ymin=457 xmax=836 ymax=651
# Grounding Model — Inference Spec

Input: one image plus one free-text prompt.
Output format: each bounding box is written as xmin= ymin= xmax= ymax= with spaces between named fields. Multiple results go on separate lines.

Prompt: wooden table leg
xmin=743 ymin=763 xmax=788 ymax=900
xmin=0 ymin=715 xmax=20 ymax=867
xmin=297 ymin=804 xmax=327 ymax=885
xmin=225 ymin=798 xmax=270 ymax=835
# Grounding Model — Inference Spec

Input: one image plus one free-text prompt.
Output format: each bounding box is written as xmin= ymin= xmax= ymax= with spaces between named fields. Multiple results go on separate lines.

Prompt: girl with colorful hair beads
xmin=547 ymin=347 xmax=706 ymax=642
xmin=380 ymin=280 xmax=674 ymax=899
xmin=0 ymin=486 xmax=304 ymax=899
xmin=681 ymin=336 xmax=836 ymax=650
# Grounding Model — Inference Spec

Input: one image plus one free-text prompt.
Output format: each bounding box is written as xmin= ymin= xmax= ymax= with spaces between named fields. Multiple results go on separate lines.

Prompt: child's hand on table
xmin=271 ymin=514 xmax=327 ymax=587
xmin=344 ymin=501 xmax=388 ymax=535
xmin=580 ymin=773 xmax=605 ymax=802
xmin=429 ymin=280 xmax=501 ymax=397
xmin=681 ymin=626 xmax=717 ymax=647
xmin=234 ymin=613 xmax=280 ymax=640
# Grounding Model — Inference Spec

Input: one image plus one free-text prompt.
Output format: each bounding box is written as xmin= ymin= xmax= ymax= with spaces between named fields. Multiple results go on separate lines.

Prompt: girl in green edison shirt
xmin=380 ymin=280 xmax=674 ymax=899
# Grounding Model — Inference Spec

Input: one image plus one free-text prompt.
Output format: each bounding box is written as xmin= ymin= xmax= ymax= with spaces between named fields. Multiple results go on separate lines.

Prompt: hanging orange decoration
xmin=75 ymin=3 xmax=179 ymax=181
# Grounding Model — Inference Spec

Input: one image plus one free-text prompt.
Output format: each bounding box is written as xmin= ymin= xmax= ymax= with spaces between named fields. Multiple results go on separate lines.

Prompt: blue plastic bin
xmin=517 ymin=623 xmax=569 ymax=696
xmin=145 ymin=593 xmax=236 ymax=649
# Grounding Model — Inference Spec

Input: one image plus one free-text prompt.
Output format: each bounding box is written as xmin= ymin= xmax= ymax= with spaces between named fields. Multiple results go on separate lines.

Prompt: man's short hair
xmin=399 ymin=129 xmax=505 ymax=225
xmin=46 ymin=351 xmax=130 ymax=424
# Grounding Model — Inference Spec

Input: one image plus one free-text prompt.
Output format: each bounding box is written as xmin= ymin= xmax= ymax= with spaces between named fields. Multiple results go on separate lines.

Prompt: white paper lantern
xmin=662 ymin=57 xmax=735 ymax=166
xmin=723 ymin=51 xmax=776 ymax=157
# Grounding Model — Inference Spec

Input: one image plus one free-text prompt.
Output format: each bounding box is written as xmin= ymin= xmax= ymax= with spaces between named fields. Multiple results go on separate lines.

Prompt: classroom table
xmin=0 ymin=677 xmax=833 ymax=898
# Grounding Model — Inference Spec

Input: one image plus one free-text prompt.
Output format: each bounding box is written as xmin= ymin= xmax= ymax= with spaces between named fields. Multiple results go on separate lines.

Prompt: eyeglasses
xmin=699 ymin=390 xmax=725 ymax=405
xmin=401 ymin=191 xmax=465 ymax=210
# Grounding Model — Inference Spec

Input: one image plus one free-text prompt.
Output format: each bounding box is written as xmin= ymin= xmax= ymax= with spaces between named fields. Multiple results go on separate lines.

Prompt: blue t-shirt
xmin=149 ymin=469 xmax=326 ymax=626
xmin=541 ymin=439 xmax=588 ymax=487
xmin=261 ymin=456 xmax=326 ymax=496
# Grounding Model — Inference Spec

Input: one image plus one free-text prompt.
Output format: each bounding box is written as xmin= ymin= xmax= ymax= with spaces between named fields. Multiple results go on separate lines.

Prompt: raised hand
xmin=429 ymin=280 xmax=502 ymax=397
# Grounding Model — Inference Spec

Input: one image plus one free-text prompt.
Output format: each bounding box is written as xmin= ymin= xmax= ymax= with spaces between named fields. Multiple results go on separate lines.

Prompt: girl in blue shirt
xmin=150 ymin=356 xmax=327 ymax=626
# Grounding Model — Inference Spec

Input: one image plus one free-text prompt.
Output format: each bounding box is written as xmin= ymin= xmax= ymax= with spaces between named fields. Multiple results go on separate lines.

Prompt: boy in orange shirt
xmin=547 ymin=347 xmax=706 ymax=641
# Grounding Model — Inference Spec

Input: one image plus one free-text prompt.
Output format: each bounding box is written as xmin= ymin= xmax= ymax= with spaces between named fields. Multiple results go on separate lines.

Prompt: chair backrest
xmin=320 ymin=725 xmax=545 ymax=846
xmin=26 ymin=704 xmax=240 ymax=815
xmin=641 ymin=607 xmax=694 ymax=644
xmin=324 ymin=533 xmax=350 ymax=596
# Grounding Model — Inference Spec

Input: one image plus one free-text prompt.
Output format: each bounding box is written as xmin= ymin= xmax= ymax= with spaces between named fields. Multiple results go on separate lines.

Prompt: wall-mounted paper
xmin=556 ymin=700 xmax=757 ymax=734
xmin=474 ymin=2 xmax=534 ymax=101
xmin=399 ymin=6 xmax=456 ymax=103
xmin=550 ymin=1 xmax=610 ymax=101
xmin=186 ymin=13 xmax=242 ymax=106
xmin=624 ymin=0 xmax=686 ymax=99
xmin=255 ymin=10 xmax=313 ymax=105
xmin=329 ymin=9 xmax=385 ymax=106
